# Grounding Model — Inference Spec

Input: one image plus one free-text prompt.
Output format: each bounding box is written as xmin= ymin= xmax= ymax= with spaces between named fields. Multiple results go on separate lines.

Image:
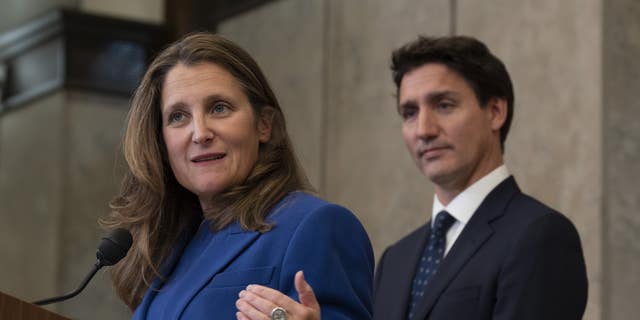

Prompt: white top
xmin=432 ymin=165 xmax=511 ymax=256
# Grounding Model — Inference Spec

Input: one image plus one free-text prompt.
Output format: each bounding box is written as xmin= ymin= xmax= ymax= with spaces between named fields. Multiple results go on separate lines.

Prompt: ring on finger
xmin=271 ymin=306 xmax=287 ymax=320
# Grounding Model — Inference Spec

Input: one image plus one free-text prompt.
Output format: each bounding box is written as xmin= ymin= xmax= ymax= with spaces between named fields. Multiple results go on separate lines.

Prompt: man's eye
xmin=401 ymin=108 xmax=417 ymax=120
xmin=436 ymin=102 xmax=453 ymax=110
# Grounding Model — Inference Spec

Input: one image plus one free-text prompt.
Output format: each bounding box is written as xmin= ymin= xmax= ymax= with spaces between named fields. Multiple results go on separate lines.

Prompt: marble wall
xmin=0 ymin=0 xmax=76 ymax=32
xmin=0 ymin=0 xmax=163 ymax=317
xmin=79 ymin=0 xmax=164 ymax=24
xmin=219 ymin=0 xmax=639 ymax=319
xmin=322 ymin=0 xmax=451 ymax=255
xmin=1 ymin=0 xmax=639 ymax=319
xmin=0 ymin=90 xmax=130 ymax=319
xmin=219 ymin=0 xmax=326 ymax=189
xmin=603 ymin=0 xmax=640 ymax=319
xmin=0 ymin=92 xmax=66 ymax=301
xmin=220 ymin=0 xmax=452 ymax=257
xmin=55 ymin=91 xmax=130 ymax=318
xmin=457 ymin=0 xmax=603 ymax=317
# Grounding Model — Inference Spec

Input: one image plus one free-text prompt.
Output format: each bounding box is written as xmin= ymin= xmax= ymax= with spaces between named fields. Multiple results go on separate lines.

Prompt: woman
xmin=101 ymin=33 xmax=374 ymax=319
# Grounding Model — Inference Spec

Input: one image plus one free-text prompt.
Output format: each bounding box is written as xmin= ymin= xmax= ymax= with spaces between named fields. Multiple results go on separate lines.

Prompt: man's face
xmin=398 ymin=63 xmax=506 ymax=197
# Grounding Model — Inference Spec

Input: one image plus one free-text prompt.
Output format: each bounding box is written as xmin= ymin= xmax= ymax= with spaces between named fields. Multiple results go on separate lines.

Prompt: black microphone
xmin=33 ymin=228 xmax=132 ymax=306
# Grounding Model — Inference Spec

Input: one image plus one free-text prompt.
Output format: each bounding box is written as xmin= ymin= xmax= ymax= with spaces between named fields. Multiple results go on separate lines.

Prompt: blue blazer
xmin=133 ymin=192 xmax=374 ymax=319
xmin=372 ymin=177 xmax=588 ymax=320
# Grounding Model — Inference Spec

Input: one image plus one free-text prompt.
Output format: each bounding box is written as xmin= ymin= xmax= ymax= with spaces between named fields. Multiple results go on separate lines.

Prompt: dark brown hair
xmin=101 ymin=32 xmax=310 ymax=309
xmin=391 ymin=35 xmax=514 ymax=150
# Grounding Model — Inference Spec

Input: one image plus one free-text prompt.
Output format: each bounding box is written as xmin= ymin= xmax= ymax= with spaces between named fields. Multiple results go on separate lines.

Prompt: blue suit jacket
xmin=132 ymin=192 xmax=374 ymax=319
xmin=372 ymin=177 xmax=588 ymax=320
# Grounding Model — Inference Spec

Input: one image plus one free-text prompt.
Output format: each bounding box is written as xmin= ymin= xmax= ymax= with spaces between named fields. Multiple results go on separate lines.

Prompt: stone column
xmin=458 ymin=0 xmax=603 ymax=318
xmin=1 ymin=7 xmax=77 ymax=309
xmin=0 ymin=0 xmax=76 ymax=32
xmin=603 ymin=0 xmax=640 ymax=319
xmin=218 ymin=0 xmax=327 ymax=189
xmin=322 ymin=0 xmax=451 ymax=259
xmin=56 ymin=90 xmax=130 ymax=318
xmin=0 ymin=93 xmax=66 ymax=301
xmin=220 ymin=0 xmax=453 ymax=261
xmin=1 ymin=3 xmax=163 ymax=318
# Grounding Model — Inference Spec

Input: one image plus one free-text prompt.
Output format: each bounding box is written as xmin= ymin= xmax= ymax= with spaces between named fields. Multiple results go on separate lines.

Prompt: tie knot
xmin=433 ymin=210 xmax=456 ymax=235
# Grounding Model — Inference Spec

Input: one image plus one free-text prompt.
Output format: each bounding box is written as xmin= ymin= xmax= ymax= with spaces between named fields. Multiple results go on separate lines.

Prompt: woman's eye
xmin=212 ymin=103 xmax=230 ymax=115
xmin=169 ymin=112 xmax=185 ymax=123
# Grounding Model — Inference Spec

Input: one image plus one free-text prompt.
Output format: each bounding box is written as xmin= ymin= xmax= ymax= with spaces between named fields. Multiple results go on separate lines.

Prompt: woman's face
xmin=160 ymin=62 xmax=272 ymax=208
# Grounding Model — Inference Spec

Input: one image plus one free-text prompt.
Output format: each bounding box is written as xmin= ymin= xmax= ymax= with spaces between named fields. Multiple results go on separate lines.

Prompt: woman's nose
xmin=192 ymin=116 xmax=214 ymax=144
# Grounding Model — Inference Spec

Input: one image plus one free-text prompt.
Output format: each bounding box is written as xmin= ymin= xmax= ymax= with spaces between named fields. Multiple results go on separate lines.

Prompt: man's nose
xmin=416 ymin=108 xmax=439 ymax=138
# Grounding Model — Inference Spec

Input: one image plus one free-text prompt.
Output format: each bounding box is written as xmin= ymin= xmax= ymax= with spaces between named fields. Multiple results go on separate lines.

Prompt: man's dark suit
xmin=372 ymin=177 xmax=588 ymax=320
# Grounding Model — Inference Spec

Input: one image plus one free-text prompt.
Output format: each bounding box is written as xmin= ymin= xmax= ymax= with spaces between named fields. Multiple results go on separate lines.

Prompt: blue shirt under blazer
xmin=132 ymin=192 xmax=374 ymax=319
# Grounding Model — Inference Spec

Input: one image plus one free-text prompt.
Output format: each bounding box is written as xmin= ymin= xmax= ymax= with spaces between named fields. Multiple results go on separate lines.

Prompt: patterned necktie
xmin=406 ymin=210 xmax=456 ymax=319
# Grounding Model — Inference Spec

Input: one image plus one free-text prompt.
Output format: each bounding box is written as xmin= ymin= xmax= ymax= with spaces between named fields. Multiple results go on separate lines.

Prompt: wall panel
xmin=324 ymin=0 xmax=451 ymax=258
xmin=458 ymin=1 xmax=603 ymax=318
xmin=219 ymin=0 xmax=326 ymax=190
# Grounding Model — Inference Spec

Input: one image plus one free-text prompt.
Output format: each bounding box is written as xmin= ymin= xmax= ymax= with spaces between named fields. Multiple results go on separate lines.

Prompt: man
xmin=371 ymin=36 xmax=588 ymax=320
xmin=234 ymin=36 xmax=588 ymax=320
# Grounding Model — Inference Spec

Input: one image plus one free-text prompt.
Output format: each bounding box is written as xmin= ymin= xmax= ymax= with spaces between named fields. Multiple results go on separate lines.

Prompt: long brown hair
xmin=101 ymin=32 xmax=310 ymax=309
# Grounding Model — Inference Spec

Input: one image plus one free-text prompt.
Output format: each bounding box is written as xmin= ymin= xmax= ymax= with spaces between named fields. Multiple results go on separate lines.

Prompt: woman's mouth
xmin=191 ymin=153 xmax=226 ymax=163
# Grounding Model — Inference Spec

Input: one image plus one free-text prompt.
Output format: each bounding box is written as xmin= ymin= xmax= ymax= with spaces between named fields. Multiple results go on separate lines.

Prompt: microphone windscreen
xmin=96 ymin=228 xmax=133 ymax=266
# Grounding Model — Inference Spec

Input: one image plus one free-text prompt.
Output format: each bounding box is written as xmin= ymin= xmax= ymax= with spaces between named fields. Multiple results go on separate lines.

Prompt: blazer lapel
xmin=167 ymin=222 xmax=260 ymax=319
xmin=412 ymin=177 xmax=520 ymax=319
xmin=133 ymin=229 xmax=192 ymax=320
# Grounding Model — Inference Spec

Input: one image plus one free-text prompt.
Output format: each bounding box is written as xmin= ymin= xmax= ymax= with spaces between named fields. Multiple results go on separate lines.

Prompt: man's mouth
xmin=418 ymin=145 xmax=449 ymax=159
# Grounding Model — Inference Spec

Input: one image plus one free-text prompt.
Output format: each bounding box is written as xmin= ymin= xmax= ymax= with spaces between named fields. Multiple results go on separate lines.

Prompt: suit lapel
xmin=412 ymin=177 xmax=520 ymax=319
xmin=167 ymin=222 xmax=260 ymax=319
xmin=381 ymin=224 xmax=432 ymax=319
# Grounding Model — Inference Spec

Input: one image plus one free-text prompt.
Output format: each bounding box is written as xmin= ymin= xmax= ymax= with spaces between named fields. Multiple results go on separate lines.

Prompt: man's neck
xmin=435 ymin=159 xmax=504 ymax=206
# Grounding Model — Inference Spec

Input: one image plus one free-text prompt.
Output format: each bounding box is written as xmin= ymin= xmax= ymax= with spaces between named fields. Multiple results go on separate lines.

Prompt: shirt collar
xmin=432 ymin=165 xmax=511 ymax=226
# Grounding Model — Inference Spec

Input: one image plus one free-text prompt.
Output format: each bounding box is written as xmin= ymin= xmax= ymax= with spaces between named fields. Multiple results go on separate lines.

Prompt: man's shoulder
xmin=381 ymin=222 xmax=429 ymax=259
xmin=494 ymin=188 xmax=581 ymax=243
xmin=488 ymin=177 xmax=570 ymax=225
xmin=506 ymin=189 xmax=567 ymax=222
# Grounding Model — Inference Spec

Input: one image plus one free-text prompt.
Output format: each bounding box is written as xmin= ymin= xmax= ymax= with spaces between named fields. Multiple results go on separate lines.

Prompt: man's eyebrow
xmin=398 ymin=90 xmax=461 ymax=112
xmin=425 ymin=90 xmax=461 ymax=103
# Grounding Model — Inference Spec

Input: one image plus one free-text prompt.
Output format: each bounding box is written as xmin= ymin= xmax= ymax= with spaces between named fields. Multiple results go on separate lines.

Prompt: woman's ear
xmin=258 ymin=107 xmax=275 ymax=143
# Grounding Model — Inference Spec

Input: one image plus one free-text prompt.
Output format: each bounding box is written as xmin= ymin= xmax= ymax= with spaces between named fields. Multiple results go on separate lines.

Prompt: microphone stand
xmin=31 ymin=228 xmax=131 ymax=306
xmin=33 ymin=261 xmax=103 ymax=306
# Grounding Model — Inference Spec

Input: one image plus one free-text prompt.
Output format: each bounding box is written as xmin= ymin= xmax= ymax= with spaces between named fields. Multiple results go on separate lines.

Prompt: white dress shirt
xmin=432 ymin=165 xmax=511 ymax=256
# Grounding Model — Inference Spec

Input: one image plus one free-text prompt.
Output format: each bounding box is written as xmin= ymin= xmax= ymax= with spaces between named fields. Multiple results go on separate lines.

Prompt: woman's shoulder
xmin=280 ymin=191 xmax=330 ymax=208
xmin=268 ymin=191 xmax=359 ymax=226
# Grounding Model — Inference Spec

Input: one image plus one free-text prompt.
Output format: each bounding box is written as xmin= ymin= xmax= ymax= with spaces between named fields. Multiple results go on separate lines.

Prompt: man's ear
xmin=258 ymin=107 xmax=275 ymax=143
xmin=487 ymin=97 xmax=508 ymax=132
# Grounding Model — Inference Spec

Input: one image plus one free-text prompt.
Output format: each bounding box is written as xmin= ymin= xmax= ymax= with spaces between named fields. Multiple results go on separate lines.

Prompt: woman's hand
xmin=236 ymin=271 xmax=320 ymax=320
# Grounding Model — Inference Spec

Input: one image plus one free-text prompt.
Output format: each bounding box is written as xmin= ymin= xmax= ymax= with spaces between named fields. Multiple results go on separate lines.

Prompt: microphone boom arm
xmin=31 ymin=228 xmax=131 ymax=306
xmin=33 ymin=261 xmax=103 ymax=306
